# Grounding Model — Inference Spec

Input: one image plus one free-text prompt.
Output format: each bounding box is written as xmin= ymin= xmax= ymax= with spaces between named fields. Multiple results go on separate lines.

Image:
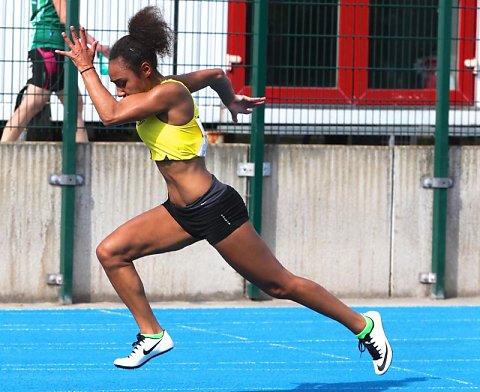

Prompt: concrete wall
xmin=1 ymin=142 xmax=479 ymax=302
xmin=0 ymin=143 xmax=62 ymax=302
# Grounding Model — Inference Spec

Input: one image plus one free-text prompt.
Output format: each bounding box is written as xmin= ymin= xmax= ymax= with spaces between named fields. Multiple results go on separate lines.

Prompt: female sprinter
xmin=57 ymin=6 xmax=392 ymax=374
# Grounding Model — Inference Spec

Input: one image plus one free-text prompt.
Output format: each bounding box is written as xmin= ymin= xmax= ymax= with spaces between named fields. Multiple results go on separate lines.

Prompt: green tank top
xmin=30 ymin=0 xmax=65 ymax=50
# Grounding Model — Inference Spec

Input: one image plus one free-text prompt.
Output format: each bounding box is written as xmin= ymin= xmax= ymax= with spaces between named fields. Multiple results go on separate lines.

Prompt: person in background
xmin=0 ymin=0 xmax=109 ymax=143
xmin=58 ymin=6 xmax=392 ymax=375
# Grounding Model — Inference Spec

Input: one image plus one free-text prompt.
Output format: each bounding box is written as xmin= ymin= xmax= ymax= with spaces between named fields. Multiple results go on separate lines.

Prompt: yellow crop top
xmin=136 ymin=79 xmax=208 ymax=161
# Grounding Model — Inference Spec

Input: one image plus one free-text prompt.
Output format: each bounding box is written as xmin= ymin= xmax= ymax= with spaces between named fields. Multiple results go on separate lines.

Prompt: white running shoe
xmin=358 ymin=311 xmax=392 ymax=375
xmin=114 ymin=331 xmax=174 ymax=369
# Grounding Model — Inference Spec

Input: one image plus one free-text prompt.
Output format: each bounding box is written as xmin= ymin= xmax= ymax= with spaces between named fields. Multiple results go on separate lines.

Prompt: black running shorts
xmin=27 ymin=48 xmax=65 ymax=92
xmin=163 ymin=177 xmax=250 ymax=245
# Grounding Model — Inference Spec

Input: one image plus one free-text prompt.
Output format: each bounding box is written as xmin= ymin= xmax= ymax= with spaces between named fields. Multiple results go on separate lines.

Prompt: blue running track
xmin=1 ymin=306 xmax=479 ymax=391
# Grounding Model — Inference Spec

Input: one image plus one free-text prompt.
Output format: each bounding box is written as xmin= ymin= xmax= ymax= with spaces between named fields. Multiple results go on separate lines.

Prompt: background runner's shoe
xmin=114 ymin=330 xmax=174 ymax=369
xmin=358 ymin=311 xmax=392 ymax=375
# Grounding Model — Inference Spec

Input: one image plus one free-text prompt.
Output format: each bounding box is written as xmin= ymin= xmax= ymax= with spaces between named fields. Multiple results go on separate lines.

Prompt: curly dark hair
xmin=109 ymin=6 xmax=174 ymax=75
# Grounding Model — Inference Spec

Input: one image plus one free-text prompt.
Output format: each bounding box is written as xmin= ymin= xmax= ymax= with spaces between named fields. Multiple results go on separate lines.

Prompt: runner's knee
xmin=96 ymin=238 xmax=128 ymax=269
xmin=261 ymin=273 xmax=301 ymax=299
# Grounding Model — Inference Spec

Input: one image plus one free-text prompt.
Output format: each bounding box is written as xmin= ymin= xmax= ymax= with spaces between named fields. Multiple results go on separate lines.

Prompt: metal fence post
xmin=59 ymin=0 xmax=80 ymax=304
xmin=246 ymin=0 xmax=268 ymax=300
xmin=431 ymin=0 xmax=452 ymax=299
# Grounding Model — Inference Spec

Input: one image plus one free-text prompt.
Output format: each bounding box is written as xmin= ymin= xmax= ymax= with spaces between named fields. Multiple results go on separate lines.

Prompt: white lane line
xmin=391 ymin=365 xmax=477 ymax=386
xmin=178 ymin=325 xmax=351 ymax=360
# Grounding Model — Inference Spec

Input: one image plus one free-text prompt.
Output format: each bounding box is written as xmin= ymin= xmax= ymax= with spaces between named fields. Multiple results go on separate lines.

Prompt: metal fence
xmin=0 ymin=0 xmax=479 ymax=140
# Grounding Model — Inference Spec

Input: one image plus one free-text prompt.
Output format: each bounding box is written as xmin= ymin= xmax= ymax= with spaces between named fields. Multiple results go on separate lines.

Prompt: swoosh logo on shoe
xmin=143 ymin=339 xmax=162 ymax=355
xmin=376 ymin=345 xmax=389 ymax=372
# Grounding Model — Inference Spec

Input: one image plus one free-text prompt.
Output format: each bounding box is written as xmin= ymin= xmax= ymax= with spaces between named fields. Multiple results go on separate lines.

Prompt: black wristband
xmin=80 ymin=66 xmax=95 ymax=75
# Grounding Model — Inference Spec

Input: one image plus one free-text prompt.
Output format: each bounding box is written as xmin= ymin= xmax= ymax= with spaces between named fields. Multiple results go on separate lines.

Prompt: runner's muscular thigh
xmin=214 ymin=221 xmax=293 ymax=286
xmin=100 ymin=204 xmax=198 ymax=260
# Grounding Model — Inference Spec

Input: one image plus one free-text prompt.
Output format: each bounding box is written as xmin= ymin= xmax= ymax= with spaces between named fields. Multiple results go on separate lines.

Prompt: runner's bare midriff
xmin=156 ymin=157 xmax=213 ymax=207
